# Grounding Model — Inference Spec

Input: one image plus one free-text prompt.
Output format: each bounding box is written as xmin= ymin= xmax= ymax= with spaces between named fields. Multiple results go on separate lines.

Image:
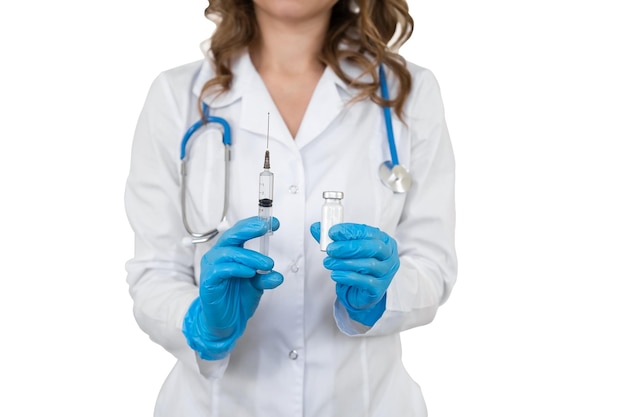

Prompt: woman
xmin=125 ymin=0 xmax=457 ymax=415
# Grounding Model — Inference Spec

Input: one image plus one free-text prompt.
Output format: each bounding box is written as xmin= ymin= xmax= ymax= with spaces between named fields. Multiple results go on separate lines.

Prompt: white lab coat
xmin=125 ymin=48 xmax=457 ymax=417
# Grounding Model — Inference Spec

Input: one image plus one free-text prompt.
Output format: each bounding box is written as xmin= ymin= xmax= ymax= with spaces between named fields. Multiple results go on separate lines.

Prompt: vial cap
xmin=322 ymin=191 xmax=344 ymax=199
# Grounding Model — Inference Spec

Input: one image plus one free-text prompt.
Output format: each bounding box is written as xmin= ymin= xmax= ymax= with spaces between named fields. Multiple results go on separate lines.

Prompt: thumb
xmin=310 ymin=222 xmax=321 ymax=243
xmin=251 ymin=271 xmax=284 ymax=290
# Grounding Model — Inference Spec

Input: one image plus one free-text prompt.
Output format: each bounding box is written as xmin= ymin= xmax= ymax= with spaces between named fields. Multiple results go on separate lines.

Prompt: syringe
xmin=258 ymin=113 xmax=274 ymax=258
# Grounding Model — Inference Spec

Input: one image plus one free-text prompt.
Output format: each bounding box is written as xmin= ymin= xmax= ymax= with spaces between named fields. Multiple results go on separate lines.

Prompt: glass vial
xmin=320 ymin=191 xmax=344 ymax=251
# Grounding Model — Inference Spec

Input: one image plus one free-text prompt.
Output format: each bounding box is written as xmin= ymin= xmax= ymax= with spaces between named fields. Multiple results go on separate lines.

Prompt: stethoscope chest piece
xmin=379 ymin=160 xmax=412 ymax=193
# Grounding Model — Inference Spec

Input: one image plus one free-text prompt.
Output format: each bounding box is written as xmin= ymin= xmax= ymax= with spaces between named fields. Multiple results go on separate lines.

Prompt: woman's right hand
xmin=183 ymin=217 xmax=283 ymax=360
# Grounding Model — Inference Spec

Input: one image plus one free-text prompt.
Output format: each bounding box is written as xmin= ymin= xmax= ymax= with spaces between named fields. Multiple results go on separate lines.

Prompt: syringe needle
xmin=266 ymin=112 xmax=270 ymax=150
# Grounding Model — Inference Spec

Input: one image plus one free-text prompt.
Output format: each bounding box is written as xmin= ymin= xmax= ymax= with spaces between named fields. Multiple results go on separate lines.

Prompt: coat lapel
xmin=193 ymin=47 xmax=356 ymax=150
xmin=293 ymin=67 xmax=347 ymax=149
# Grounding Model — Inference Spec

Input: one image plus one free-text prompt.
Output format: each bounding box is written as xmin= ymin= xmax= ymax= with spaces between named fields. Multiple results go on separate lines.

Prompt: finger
xmin=326 ymin=239 xmax=391 ymax=261
xmin=309 ymin=222 xmax=321 ymax=243
xmin=205 ymin=247 xmax=275 ymax=270
xmin=250 ymin=271 xmax=284 ymax=290
xmin=328 ymin=223 xmax=390 ymax=243
xmin=201 ymin=262 xmax=259 ymax=287
xmin=269 ymin=216 xmax=280 ymax=232
xmin=203 ymin=247 xmax=275 ymax=274
xmin=216 ymin=216 xmax=280 ymax=248
xmin=324 ymin=256 xmax=396 ymax=278
xmin=330 ymin=270 xmax=379 ymax=290
xmin=332 ymin=273 xmax=381 ymax=309
xmin=199 ymin=277 xmax=246 ymax=311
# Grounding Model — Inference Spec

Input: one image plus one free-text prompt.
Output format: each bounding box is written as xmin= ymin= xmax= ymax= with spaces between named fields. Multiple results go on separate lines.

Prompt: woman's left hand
xmin=310 ymin=222 xmax=400 ymax=326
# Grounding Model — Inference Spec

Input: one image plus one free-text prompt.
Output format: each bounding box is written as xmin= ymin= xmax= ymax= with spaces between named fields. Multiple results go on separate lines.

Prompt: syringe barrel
xmin=258 ymin=197 xmax=272 ymax=262
xmin=259 ymin=169 xmax=274 ymax=202
xmin=258 ymin=205 xmax=272 ymax=224
xmin=259 ymin=169 xmax=273 ymax=236
xmin=257 ymin=208 xmax=271 ymax=272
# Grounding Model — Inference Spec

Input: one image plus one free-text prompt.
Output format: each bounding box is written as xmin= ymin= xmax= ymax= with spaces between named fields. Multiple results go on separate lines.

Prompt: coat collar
xmin=191 ymin=41 xmax=252 ymax=109
xmin=192 ymin=40 xmax=366 ymax=147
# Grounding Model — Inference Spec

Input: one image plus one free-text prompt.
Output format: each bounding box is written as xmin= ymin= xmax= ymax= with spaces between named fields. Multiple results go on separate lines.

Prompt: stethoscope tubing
xmin=180 ymin=105 xmax=232 ymax=160
xmin=378 ymin=65 xmax=399 ymax=167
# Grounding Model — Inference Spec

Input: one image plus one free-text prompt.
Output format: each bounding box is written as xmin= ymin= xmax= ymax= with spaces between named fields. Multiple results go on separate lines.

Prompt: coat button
xmin=288 ymin=185 xmax=299 ymax=194
xmin=288 ymin=350 xmax=298 ymax=360
xmin=290 ymin=264 xmax=300 ymax=273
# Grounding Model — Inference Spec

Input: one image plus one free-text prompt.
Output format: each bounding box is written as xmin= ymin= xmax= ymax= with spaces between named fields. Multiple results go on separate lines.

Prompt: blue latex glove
xmin=311 ymin=222 xmax=400 ymax=326
xmin=183 ymin=217 xmax=283 ymax=360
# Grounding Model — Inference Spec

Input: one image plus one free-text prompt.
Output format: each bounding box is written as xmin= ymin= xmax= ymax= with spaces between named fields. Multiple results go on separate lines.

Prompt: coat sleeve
xmin=124 ymin=72 xmax=229 ymax=378
xmin=335 ymin=67 xmax=458 ymax=336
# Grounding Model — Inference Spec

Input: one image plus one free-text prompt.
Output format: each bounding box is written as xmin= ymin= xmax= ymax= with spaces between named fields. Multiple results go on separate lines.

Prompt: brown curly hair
xmin=200 ymin=0 xmax=413 ymax=119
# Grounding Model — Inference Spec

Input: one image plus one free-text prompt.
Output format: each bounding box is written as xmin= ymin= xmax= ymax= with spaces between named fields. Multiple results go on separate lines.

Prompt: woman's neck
xmin=248 ymin=6 xmax=333 ymax=138
xmin=249 ymin=9 xmax=330 ymax=75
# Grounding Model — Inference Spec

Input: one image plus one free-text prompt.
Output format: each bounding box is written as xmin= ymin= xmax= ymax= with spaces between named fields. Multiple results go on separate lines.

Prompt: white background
xmin=1 ymin=1 xmax=624 ymax=416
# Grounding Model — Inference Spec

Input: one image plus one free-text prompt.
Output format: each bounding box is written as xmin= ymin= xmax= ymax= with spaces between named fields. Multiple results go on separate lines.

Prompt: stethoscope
xmin=180 ymin=64 xmax=412 ymax=243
